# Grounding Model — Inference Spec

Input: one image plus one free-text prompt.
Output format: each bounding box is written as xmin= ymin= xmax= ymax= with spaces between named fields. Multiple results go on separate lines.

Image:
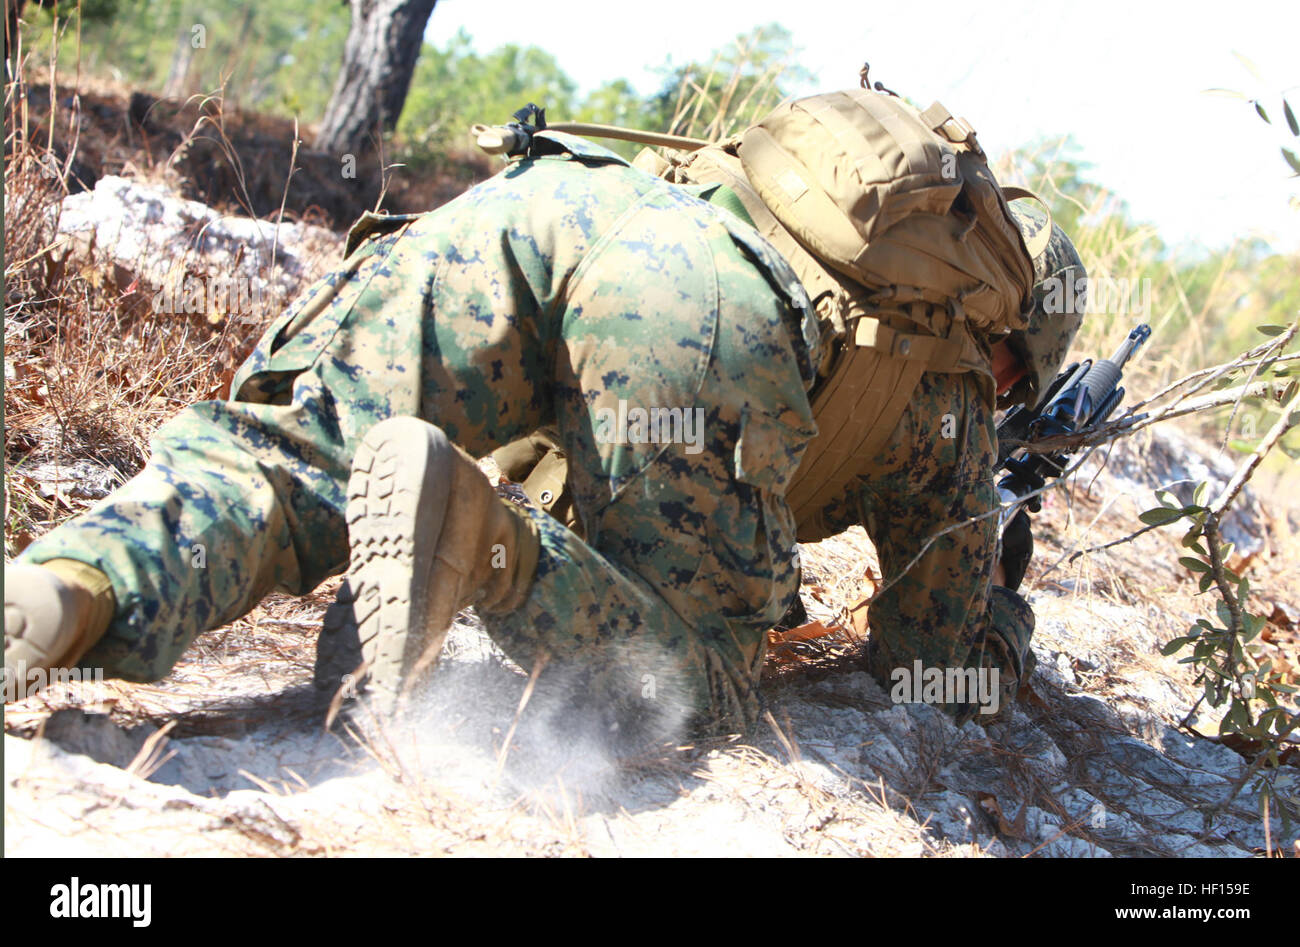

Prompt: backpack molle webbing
xmin=737 ymin=88 xmax=1036 ymax=335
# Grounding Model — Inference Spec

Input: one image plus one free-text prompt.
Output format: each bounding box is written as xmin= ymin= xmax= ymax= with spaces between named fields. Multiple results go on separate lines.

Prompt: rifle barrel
xmin=1109 ymin=323 xmax=1152 ymax=367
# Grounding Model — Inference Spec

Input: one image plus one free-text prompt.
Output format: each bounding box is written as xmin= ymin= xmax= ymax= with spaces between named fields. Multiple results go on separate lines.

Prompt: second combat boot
xmin=314 ymin=416 xmax=540 ymax=717
xmin=4 ymin=559 xmax=115 ymax=701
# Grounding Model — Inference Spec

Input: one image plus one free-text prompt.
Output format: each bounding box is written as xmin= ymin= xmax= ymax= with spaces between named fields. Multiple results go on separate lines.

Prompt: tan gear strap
xmin=490 ymin=427 xmax=583 ymax=537
xmin=854 ymin=315 xmax=966 ymax=372
xmin=784 ymin=328 xmax=928 ymax=542
xmin=918 ymin=102 xmax=982 ymax=156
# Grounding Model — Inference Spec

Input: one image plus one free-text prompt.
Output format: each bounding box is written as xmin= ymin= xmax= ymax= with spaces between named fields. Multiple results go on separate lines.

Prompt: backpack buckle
xmin=920 ymin=102 xmax=987 ymax=158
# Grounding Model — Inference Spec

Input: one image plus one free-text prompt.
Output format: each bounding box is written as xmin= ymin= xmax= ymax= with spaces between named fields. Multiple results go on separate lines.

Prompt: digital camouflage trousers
xmin=815 ymin=369 xmax=1036 ymax=723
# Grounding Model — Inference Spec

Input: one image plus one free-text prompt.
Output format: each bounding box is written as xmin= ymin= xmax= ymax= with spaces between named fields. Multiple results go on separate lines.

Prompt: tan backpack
xmin=648 ymin=85 xmax=1046 ymax=540
xmin=480 ymin=82 xmax=1049 ymax=543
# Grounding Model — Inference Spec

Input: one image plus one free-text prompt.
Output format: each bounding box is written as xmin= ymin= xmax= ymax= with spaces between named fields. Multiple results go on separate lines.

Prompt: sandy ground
xmin=5 ymin=176 xmax=1297 ymax=858
xmin=6 ymin=446 xmax=1296 ymax=857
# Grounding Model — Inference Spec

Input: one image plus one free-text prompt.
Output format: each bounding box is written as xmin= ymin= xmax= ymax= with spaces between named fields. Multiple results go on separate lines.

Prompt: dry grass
xmin=2 ymin=20 xmax=491 ymax=564
xmin=2 ymin=38 xmax=342 ymax=559
xmin=662 ymin=26 xmax=798 ymax=144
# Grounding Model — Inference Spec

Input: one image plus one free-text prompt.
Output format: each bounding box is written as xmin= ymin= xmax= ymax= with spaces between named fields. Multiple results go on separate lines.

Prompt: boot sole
xmin=315 ymin=417 xmax=454 ymax=717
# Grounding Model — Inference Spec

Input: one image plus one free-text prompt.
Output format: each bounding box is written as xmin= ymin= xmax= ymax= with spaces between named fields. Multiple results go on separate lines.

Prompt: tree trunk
xmin=314 ymin=0 xmax=437 ymax=157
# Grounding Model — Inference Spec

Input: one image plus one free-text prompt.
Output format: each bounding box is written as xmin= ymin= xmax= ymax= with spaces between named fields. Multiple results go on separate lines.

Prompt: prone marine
xmin=4 ymin=78 xmax=1089 ymax=740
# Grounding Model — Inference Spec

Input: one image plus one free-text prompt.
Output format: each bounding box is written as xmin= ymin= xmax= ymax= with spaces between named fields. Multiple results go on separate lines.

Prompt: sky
xmin=425 ymin=0 xmax=1300 ymax=256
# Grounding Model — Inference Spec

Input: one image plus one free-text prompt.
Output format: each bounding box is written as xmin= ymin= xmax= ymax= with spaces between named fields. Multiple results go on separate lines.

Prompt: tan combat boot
xmin=4 ymin=559 xmax=115 ymax=701
xmin=314 ymin=416 xmax=541 ymax=717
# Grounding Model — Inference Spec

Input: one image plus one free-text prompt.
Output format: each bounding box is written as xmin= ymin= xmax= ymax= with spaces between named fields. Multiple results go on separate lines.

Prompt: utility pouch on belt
xmin=490 ymin=426 xmax=584 ymax=538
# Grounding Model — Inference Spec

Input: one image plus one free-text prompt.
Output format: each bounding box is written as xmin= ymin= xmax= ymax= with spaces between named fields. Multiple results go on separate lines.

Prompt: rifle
xmin=996 ymin=323 xmax=1152 ymax=523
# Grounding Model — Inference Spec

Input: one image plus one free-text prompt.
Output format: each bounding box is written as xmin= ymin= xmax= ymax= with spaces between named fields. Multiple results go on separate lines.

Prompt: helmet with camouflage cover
xmin=1001 ymin=202 xmax=1087 ymax=408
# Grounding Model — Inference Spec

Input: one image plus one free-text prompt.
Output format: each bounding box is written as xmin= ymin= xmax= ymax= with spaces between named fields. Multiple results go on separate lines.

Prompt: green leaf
xmin=1161 ymin=637 xmax=1189 ymax=656
xmin=1180 ymin=527 xmax=1204 ymax=548
xmin=1225 ymin=699 xmax=1242 ymax=731
xmin=1256 ymin=324 xmax=1287 ymax=336
xmin=1202 ymin=87 xmax=1247 ymax=100
xmin=1287 ymin=98 xmax=1299 ymax=136
xmin=1179 ymin=556 xmax=1211 ymax=573
xmin=1154 ymin=488 xmax=1179 ymax=509
xmin=1228 ymin=440 xmax=1257 ymax=453
xmin=1284 ymin=147 xmax=1300 ymax=176
xmin=1216 ymin=600 xmax=1233 ymax=625
xmin=1198 ymin=572 xmax=1215 ymax=593
xmin=1234 ymin=698 xmax=1253 ymax=728
xmin=1254 ymin=100 xmax=1272 ymax=124
xmin=1139 ymin=507 xmax=1185 ymax=527
xmin=1193 ymin=481 xmax=1209 ymax=507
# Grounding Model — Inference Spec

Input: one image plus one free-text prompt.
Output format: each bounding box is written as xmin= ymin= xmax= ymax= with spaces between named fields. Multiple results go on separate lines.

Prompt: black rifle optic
xmin=996 ymin=323 xmax=1152 ymax=517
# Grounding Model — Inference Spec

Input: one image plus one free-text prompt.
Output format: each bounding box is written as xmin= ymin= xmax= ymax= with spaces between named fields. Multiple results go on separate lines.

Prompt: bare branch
xmin=1209 ymin=387 xmax=1300 ymax=518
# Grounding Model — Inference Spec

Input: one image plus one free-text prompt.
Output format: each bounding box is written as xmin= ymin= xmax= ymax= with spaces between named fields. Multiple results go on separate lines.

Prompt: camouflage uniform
xmin=19 ymin=133 xmax=820 ymax=737
xmin=494 ymin=189 xmax=1045 ymax=727
xmin=505 ymin=195 xmax=1079 ymax=725
xmin=510 ymin=363 xmax=1035 ymax=724
xmin=836 ymin=200 xmax=1090 ymax=723
xmin=809 ymin=369 xmax=1035 ymax=722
